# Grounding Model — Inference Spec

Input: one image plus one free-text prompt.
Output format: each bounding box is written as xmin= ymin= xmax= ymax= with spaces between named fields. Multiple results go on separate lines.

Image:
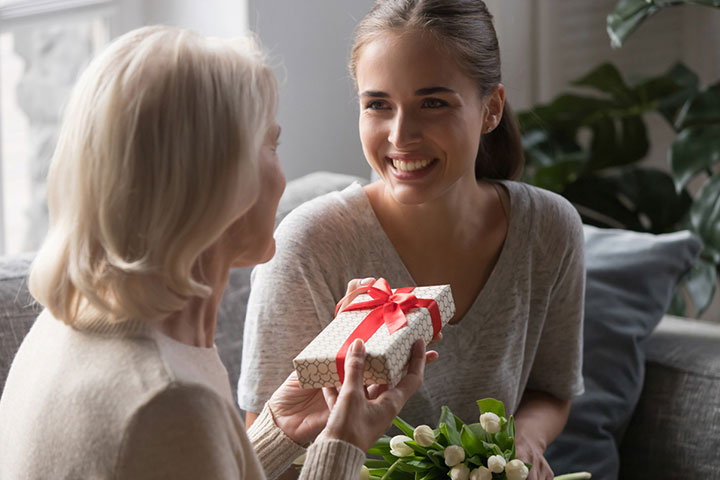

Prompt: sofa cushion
xmin=0 ymin=253 xmax=41 ymax=392
xmin=619 ymin=316 xmax=720 ymax=478
xmin=545 ymin=226 xmax=702 ymax=479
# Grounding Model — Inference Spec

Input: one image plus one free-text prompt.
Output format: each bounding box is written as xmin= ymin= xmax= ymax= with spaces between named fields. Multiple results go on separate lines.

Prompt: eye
xmin=364 ymin=100 xmax=390 ymax=110
xmin=422 ymin=97 xmax=448 ymax=108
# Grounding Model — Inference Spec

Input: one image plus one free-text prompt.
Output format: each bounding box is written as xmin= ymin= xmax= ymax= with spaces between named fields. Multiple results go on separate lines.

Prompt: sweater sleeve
xmin=299 ymin=439 xmax=366 ymax=480
xmin=526 ymin=195 xmax=586 ymax=399
xmin=247 ymin=403 xmax=366 ymax=480
xmin=246 ymin=403 xmax=306 ymax=479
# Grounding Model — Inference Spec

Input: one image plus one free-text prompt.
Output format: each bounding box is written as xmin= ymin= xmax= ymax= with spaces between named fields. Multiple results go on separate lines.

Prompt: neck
xmin=158 ymin=250 xmax=231 ymax=348
xmin=369 ymin=176 xmax=492 ymax=249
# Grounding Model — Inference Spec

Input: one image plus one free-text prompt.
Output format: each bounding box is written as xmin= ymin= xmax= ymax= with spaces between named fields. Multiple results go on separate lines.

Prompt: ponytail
xmin=475 ymin=101 xmax=524 ymax=180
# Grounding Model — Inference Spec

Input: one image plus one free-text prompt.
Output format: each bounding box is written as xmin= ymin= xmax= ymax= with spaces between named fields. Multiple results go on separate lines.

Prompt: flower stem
xmin=381 ymin=459 xmax=402 ymax=480
xmin=554 ymin=473 xmax=592 ymax=480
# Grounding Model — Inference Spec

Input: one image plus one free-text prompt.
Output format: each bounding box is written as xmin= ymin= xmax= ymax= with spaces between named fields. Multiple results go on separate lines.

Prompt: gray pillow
xmin=545 ymin=226 xmax=702 ymax=479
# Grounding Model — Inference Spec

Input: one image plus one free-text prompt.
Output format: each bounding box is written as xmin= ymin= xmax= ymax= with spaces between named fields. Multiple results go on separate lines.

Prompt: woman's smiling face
xmin=356 ymin=30 xmax=491 ymax=205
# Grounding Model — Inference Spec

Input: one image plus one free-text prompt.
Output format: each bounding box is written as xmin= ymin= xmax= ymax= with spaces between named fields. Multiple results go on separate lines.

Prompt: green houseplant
xmin=519 ymin=0 xmax=720 ymax=317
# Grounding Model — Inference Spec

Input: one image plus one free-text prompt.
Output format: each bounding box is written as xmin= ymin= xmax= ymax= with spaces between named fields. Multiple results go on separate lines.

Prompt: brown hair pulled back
xmin=349 ymin=0 xmax=524 ymax=180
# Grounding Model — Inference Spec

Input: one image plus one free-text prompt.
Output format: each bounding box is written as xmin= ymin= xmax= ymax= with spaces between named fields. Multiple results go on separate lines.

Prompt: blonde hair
xmin=29 ymin=25 xmax=278 ymax=328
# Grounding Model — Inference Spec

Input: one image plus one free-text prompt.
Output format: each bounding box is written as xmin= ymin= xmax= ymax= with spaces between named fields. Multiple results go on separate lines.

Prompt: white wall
xmin=142 ymin=0 xmax=248 ymax=37
xmin=248 ymin=0 xmax=374 ymax=181
xmin=112 ymin=0 xmax=248 ymax=39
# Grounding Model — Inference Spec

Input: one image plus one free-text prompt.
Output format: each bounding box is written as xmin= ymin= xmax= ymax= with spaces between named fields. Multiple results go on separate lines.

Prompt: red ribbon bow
xmin=333 ymin=278 xmax=442 ymax=383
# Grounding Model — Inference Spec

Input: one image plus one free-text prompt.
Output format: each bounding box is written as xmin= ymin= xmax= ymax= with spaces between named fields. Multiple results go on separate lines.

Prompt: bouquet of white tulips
xmin=360 ymin=398 xmax=590 ymax=480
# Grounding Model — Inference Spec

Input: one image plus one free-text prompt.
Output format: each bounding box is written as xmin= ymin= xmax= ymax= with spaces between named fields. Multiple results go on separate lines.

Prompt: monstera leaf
xmin=607 ymin=0 xmax=720 ymax=48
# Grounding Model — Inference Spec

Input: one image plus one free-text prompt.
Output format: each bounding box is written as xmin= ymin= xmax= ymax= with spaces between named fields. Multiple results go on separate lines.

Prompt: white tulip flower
xmin=450 ymin=463 xmax=471 ymax=480
xmin=487 ymin=455 xmax=506 ymax=473
xmin=469 ymin=466 xmax=492 ymax=480
xmin=444 ymin=445 xmax=466 ymax=466
xmin=413 ymin=424 xmax=435 ymax=447
xmin=505 ymin=459 xmax=529 ymax=480
xmin=479 ymin=412 xmax=501 ymax=434
xmin=389 ymin=435 xmax=413 ymax=457
xmin=358 ymin=464 xmax=370 ymax=480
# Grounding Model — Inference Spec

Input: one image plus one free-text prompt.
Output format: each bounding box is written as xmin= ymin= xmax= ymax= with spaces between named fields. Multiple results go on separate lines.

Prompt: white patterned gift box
xmin=293 ymin=283 xmax=455 ymax=388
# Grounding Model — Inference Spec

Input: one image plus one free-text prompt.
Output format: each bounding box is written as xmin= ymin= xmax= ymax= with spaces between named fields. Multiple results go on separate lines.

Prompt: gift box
xmin=293 ymin=279 xmax=455 ymax=388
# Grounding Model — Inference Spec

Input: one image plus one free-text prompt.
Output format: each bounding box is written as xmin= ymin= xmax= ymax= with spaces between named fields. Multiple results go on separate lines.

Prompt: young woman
xmin=240 ymin=2 xmax=585 ymax=479
xmin=0 ymin=25 xmax=432 ymax=480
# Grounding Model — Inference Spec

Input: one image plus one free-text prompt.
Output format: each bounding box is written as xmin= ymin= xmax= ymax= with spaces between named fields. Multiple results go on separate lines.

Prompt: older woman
xmin=0 ymin=26 xmax=430 ymax=479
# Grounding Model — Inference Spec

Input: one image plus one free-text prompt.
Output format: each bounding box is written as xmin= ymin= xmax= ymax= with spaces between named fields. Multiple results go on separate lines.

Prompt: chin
xmin=229 ymin=239 xmax=276 ymax=269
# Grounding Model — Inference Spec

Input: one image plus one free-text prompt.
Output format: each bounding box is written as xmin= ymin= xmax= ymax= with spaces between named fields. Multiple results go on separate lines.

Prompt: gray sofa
xmin=1 ymin=172 xmax=719 ymax=479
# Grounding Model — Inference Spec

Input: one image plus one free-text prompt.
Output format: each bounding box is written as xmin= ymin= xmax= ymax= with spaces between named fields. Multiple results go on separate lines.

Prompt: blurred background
xmin=1 ymin=2 xmax=718 ymax=316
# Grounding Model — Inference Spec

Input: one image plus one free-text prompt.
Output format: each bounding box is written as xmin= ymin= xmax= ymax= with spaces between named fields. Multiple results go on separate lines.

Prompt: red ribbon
xmin=333 ymin=278 xmax=442 ymax=383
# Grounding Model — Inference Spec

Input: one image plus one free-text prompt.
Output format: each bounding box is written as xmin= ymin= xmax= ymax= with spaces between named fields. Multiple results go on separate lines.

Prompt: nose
xmin=388 ymin=110 xmax=422 ymax=148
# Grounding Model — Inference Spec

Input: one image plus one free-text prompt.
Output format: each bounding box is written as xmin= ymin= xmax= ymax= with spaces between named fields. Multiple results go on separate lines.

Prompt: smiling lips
xmin=388 ymin=156 xmax=435 ymax=172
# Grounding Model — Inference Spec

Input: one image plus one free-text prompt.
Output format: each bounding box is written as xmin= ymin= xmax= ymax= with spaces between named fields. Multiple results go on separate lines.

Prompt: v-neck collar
xmin=349 ymin=180 xmax=522 ymax=324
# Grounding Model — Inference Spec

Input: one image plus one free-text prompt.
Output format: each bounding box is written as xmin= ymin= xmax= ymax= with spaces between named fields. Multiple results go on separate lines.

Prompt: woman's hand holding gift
xmin=316 ymin=337 xmax=428 ymax=452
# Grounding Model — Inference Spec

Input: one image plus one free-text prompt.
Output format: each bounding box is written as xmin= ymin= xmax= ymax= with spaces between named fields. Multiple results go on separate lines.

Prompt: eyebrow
xmin=360 ymin=86 xmax=458 ymax=97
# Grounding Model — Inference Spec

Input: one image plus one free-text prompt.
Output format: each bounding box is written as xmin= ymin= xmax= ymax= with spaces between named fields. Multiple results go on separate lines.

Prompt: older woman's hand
xmin=315 ymin=338 xmax=428 ymax=452
xmin=267 ymin=372 xmax=333 ymax=446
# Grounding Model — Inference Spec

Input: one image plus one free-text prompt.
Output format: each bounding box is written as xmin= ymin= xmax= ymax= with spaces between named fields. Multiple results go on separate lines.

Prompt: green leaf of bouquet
xmin=424 ymin=449 xmax=443 ymax=468
xmin=467 ymin=455 xmax=485 ymax=467
xmin=392 ymin=416 xmax=416 ymax=438
xmin=439 ymin=406 xmax=462 ymax=446
xmin=369 ymin=436 xmax=392 ymax=456
xmin=440 ymin=422 xmax=462 ymax=447
xmin=453 ymin=414 xmax=466 ymax=431
xmin=407 ymin=442 xmax=428 ymax=457
xmin=460 ymin=424 xmax=486 ymax=456
xmin=395 ymin=458 xmax=436 ymax=473
xmin=468 ymin=423 xmax=494 ymax=455
xmin=365 ymin=459 xmax=392 ymax=468
xmin=483 ymin=441 xmax=504 ymax=456
xmin=477 ymin=398 xmax=506 ymax=419
xmin=494 ymin=430 xmax=512 ymax=453
xmin=417 ymin=468 xmax=447 ymax=480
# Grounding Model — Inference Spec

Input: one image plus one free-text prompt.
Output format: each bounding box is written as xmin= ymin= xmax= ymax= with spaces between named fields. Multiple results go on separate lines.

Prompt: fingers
xmin=346 ymin=277 xmax=375 ymax=293
xmin=428 ymin=331 xmax=443 ymax=346
xmin=339 ymin=339 xmax=367 ymax=396
xmin=338 ymin=277 xmax=376 ymax=312
xmin=425 ymin=350 xmax=439 ymax=365
xmin=322 ymin=387 xmax=338 ymax=410
xmin=366 ymin=383 xmax=389 ymax=400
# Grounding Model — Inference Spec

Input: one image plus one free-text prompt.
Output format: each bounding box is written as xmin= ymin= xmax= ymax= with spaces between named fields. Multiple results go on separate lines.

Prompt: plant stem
xmin=381 ymin=459 xmax=402 ymax=480
xmin=554 ymin=473 xmax=592 ymax=480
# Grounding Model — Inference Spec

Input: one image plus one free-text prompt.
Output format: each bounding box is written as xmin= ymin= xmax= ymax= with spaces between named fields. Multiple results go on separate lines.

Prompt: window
xmin=0 ymin=0 xmax=115 ymax=254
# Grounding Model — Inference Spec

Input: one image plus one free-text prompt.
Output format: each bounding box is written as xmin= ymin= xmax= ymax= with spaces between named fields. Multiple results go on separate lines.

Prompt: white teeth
xmin=392 ymin=158 xmax=431 ymax=172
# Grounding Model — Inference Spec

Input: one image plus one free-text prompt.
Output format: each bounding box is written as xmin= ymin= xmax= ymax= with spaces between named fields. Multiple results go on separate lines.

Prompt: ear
xmin=482 ymin=84 xmax=506 ymax=134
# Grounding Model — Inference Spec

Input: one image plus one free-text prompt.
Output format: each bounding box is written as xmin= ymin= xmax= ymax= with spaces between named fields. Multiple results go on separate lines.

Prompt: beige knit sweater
xmin=0 ymin=311 xmax=365 ymax=479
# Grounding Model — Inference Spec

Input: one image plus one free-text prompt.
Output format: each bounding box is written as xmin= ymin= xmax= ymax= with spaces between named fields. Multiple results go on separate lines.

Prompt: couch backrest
xmin=0 ymin=254 xmax=41 ymax=393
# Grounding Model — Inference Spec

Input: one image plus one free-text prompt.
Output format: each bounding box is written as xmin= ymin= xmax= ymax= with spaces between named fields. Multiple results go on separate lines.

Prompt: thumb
xmin=340 ymin=339 xmax=366 ymax=394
